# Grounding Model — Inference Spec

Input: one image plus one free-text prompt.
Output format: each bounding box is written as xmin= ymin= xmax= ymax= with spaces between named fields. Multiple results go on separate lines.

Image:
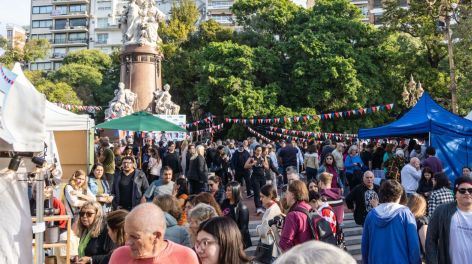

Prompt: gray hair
xmin=348 ymin=145 xmax=358 ymax=154
xmin=188 ymin=203 xmax=217 ymax=223
xmin=274 ymin=241 xmax=356 ymax=264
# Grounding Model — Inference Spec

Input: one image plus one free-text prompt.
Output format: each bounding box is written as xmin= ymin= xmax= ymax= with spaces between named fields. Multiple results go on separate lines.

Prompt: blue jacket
xmin=88 ymin=176 xmax=111 ymax=196
xmin=362 ymin=203 xmax=421 ymax=264
xmin=344 ymin=154 xmax=364 ymax=174
xmin=163 ymin=213 xmax=191 ymax=247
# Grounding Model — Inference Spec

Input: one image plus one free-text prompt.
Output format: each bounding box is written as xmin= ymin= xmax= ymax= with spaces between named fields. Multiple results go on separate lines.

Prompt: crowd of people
xmin=30 ymin=135 xmax=471 ymax=264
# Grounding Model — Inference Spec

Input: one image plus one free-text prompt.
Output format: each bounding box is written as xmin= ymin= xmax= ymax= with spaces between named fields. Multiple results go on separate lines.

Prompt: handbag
xmin=255 ymin=239 xmax=273 ymax=264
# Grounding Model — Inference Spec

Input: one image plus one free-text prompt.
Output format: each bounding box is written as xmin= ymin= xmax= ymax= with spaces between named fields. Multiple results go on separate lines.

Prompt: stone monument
xmin=104 ymin=82 xmax=137 ymax=120
xmin=118 ymin=0 xmax=166 ymax=112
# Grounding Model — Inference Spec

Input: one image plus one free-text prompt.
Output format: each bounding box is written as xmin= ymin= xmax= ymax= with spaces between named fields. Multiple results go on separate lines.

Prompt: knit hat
xmin=454 ymin=176 xmax=472 ymax=194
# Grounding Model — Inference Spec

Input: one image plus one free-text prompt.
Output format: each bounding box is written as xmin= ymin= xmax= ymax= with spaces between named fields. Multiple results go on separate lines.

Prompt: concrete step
xmin=344 ymin=234 xmax=362 ymax=246
xmin=347 ymin=243 xmax=361 ymax=255
xmin=344 ymin=213 xmax=354 ymax=221
xmin=342 ymin=219 xmax=358 ymax=229
xmin=353 ymin=253 xmax=362 ymax=264
xmin=344 ymin=226 xmax=363 ymax=236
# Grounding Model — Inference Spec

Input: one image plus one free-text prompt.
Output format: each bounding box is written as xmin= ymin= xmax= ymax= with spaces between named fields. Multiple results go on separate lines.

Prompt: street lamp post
xmin=426 ymin=0 xmax=459 ymax=113
xmin=402 ymin=75 xmax=425 ymax=108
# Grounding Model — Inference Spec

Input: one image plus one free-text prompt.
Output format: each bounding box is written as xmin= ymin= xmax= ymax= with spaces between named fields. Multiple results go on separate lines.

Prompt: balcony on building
xmin=51 ymin=52 xmax=67 ymax=60
xmin=95 ymin=23 xmax=120 ymax=31
xmin=52 ymin=38 xmax=88 ymax=47
xmin=51 ymin=10 xmax=89 ymax=19
xmin=208 ymin=15 xmax=234 ymax=25
xmin=52 ymin=0 xmax=90 ymax=4
xmin=207 ymin=1 xmax=233 ymax=11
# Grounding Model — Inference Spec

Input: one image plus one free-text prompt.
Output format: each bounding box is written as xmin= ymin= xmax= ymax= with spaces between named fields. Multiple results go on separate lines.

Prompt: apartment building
xmin=156 ymin=0 xmax=236 ymax=27
xmin=6 ymin=25 xmax=27 ymax=50
xmin=29 ymin=0 xmax=127 ymax=71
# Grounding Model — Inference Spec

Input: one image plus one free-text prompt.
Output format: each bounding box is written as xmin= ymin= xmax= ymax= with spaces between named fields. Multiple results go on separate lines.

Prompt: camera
xmin=268 ymin=215 xmax=285 ymax=229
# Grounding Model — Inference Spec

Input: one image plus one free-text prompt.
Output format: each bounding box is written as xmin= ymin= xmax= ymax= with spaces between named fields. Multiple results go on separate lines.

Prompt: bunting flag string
xmin=55 ymin=103 xmax=103 ymax=112
xmin=246 ymin=127 xmax=273 ymax=143
xmin=184 ymin=115 xmax=216 ymax=128
xmin=265 ymin=126 xmax=357 ymax=140
xmin=191 ymin=123 xmax=225 ymax=135
xmin=224 ymin=103 xmax=394 ymax=124
xmin=256 ymin=128 xmax=323 ymax=144
xmin=0 ymin=66 xmax=15 ymax=85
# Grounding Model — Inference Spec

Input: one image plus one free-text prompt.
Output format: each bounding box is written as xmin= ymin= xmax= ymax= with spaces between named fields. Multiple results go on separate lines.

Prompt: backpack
xmin=291 ymin=207 xmax=337 ymax=246
xmin=319 ymin=205 xmax=348 ymax=251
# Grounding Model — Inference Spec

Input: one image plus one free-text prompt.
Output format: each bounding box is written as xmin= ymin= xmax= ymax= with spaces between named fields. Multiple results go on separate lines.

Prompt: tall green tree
xmin=24 ymin=70 xmax=82 ymax=105
xmin=0 ymin=39 xmax=50 ymax=66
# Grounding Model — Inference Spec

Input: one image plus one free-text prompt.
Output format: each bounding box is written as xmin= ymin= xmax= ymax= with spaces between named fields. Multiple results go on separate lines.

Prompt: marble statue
xmin=105 ymin=82 xmax=136 ymax=120
xmin=119 ymin=0 xmax=165 ymax=46
xmin=154 ymin=84 xmax=180 ymax=115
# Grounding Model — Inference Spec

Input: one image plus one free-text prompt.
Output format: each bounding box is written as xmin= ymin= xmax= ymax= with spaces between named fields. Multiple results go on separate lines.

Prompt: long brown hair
xmin=76 ymin=202 xmax=104 ymax=238
xmin=407 ymin=193 xmax=427 ymax=218
xmin=198 ymin=217 xmax=252 ymax=263
xmin=193 ymin=192 xmax=223 ymax=216
xmin=69 ymin=170 xmax=88 ymax=192
xmin=107 ymin=209 xmax=128 ymax=246
xmin=288 ymin=180 xmax=309 ymax=203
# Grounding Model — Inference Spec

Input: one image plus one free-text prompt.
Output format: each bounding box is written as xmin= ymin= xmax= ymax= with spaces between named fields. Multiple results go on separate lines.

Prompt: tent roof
xmin=358 ymin=92 xmax=472 ymax=138
xmin=466 ymin=110 xmax=472 ymax=121
xmin=45 ymin=101 xmax=94 ymax=131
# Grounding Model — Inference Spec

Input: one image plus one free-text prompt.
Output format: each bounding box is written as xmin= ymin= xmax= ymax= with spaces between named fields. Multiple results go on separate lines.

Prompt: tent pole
xmin=429 ymin=132 xmax=431 ymax=146
xmin=35 ymin=169 xmax=46 ymax=264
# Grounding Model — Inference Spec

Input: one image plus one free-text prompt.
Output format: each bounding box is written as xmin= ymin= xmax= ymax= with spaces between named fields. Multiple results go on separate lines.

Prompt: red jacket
xmin=52 ymin=198 xmax=67 ymax=229
xmin=279 ymin=201 xmax=312 ymax=251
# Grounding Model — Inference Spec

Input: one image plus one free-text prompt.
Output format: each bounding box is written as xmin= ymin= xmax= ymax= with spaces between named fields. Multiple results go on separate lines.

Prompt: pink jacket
xmin=279 ymin=201 xmax=312 ymax=251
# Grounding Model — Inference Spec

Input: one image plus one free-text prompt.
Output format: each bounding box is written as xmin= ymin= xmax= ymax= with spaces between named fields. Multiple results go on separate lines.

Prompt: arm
xmin=197 ymin=156 xmax=208 ymax=182
xmin=428 ymin=193 xmax=436 ymax=217
xmin=361 ymin=216 xmax=370 ymax=264
xmin=405 ymin=212 xmax=421 ymax=264
xmin=244 ymin=158 xmax=254 ymax=170
xmin=344 ymin=156 xmax=354 ymax=170
xmin=279 ymin=213 xmax=297 ymax=252
xmin=345 ymin=187 xmax=355 ymax=210
xmin=262 ymin=157 xmax=269 ymax=170
xmin=65 ymin=186 xmax=87 ymax=208
xmin=419 ymin=224 xmax=427 ymax=254
xmin=425 ymin=208 xmax=440 ymax=264
xmin=91 ymin=228 xmax=116 ymax=264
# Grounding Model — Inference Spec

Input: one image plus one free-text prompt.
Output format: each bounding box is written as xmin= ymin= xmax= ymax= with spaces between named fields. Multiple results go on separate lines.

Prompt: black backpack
xmin=291 ymin=207 xmax=337 ymax=246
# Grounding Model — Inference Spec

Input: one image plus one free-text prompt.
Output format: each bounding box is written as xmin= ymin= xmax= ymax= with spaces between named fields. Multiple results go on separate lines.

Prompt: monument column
xmin=120 ymin=45 xmax=162 ymax=111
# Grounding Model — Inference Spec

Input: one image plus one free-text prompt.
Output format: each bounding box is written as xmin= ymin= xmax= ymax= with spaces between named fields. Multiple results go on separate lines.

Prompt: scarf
xmin=78 ymin=231 xmax=92 ymax=257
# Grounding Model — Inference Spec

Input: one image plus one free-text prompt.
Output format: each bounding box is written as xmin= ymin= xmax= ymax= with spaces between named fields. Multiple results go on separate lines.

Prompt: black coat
xmin=83 ymin=225 xmax=115 ymax=263
xmin=112 ymin=169 xmax=149 ymax=210
xmin=162 ymin=151 xmax=182 ymax=175
xmin=345 ymin=183 xmax=380 ymax=226
xmin=187 ymin=156 xmax=208 ymax=183
xmin=221 ymin=199 xmax=252 ymax=249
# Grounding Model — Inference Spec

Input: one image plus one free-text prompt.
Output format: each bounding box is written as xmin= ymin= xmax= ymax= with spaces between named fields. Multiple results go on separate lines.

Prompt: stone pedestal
xmin=120 ymin=44 xmax=163 ymax=112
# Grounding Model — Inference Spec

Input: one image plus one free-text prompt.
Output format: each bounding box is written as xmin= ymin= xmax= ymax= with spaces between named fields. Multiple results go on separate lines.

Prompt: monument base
xmin=120 ymin=44 xmax=163 ymax=112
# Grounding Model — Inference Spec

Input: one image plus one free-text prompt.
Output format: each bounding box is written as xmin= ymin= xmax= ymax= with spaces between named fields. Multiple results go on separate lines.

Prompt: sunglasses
xmin=458 ymin=188 xmax=472 ymax=195
xmin=79 ymin=211 xmax=96 ymax=217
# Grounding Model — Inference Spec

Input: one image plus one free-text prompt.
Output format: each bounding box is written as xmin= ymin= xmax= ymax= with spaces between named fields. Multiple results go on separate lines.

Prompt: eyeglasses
xmin=458 ymin=188 xmax=472 ymax=195
xmin=79 ymin=211 xmax=96 ymax=217
xmin=194 ymin=239 xmax=218 ymax=250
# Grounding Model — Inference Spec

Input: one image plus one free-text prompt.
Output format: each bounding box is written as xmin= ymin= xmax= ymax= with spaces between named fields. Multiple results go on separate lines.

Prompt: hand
xmin=77 ymin=256 xmax=91 ymax=264
xmin=370 ymin=197 xmax=379 ymax=208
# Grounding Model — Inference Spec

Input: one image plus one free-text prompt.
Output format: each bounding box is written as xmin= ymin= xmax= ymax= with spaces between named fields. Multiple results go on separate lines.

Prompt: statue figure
xmin=190 ymin=101 xmax=204 ymax=121
xmin=153 ymin=84 xmax=180 ymax=115
xmin=119 ymin=0 xmax=165 ymax=46
xmin=105 ymin=82 xmax=136 ymax=120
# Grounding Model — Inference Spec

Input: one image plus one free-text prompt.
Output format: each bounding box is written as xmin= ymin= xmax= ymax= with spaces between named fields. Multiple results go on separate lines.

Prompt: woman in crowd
xmin=304 ymin=144 xmax=319 ymax=182
xmin=101 ymin=209 xmax=128 ymax=264
xmin=318 ymin=154 xmax=341 ymax=188
xmin=279 ymin=180 xmax=312 ymax=252
xmin=382 ymin=143 xmax=395 ymax=170
xmin=188 ymin=203 xmax=218 ymax=246
xmin=220 ymin=181 xmax=252 ymax=249
xmin=122 ymin=146 xmax=134 ymax=158
xmin=244 ymin=145 xmax=269 ymax=215
xmin=175 ymin=177 xmax=190 ymax=225
xmin=113 ymin=147 xmax=122 ymax=172
xmin=428 ymin=172 xmax=454 ymax=216
xmin=407 ymin=193 xmax=428 ymax=259
xmin=188 ymin=145 xmax=209 ymax=194
xmin=193 ymin=192 xmax=223 ymax=216
xmin=88 ymin=164 xmax=113 ymax=212
xmin=64 ymin=170 xmax=96 ymax=221
xmin=147 ymin=148 xmax=162 ymax=183
xmin=256 ymin=185 xmax=282 ymax=263
xmin=416 ymin=167 xmax=434 ymax=199
xmin=195 ymin=217 xmax=253 ymax=264
xmin=75 ymin=201 xmax=114 ymax=264
xmin=344 ymin=145 xmax=365 ymax=190
xmin=306 ymin=179 xmax=319 ymax=193
xmin=153 ymin=194 xmax=191 ymax=247
xmin=208 ymin=175 xmax=226 ymax=206
xmin=371 ymin=143 xmax=385 ymax=171
xmin=180 ymin=140 xmax=189 ymax=175
xmin=213 ymin=146 xmax=231 ymax=186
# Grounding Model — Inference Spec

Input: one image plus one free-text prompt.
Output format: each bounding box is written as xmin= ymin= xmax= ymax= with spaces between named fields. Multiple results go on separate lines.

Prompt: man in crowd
xmin=426 ymin=176 xmax=472 ymax=264
xmin=99 ymin=139 xmax=115 ymax=186
xmin=278 ymin=139 xmax=299 ymax=184
xmin=112 ymin=156 xmax=149 ymax=211
xmin=144 ymin=166 xmax=175 ymax=201
xmin=320 ymin=139 xmax=335 ymax=164
xmin=361 ymin=143 xmax=374 ymax=171
xmin=231 ymin=142 xmax=253 ymax=197
xmin=109 ymin=203 xmax=199 ymax=264
xmin=362 ymin=180 xmax=420 ymax=264
xmin=401 ymin=157 xmax=421 ymax=197
xmin=162 ymin=141 xmax=182 ymax=180
xmin=332 ymin=142 xmax=346 ymax=191
xmin=345 ymin=171 xmax=380 ymax=226
xmin=422 ymin=146 xmax=443 ymax=174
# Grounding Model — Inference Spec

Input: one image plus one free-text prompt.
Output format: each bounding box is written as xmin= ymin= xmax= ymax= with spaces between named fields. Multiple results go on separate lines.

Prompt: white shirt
xmin=400 ymin=163 xmax=421 ymax=193
xmin=449 ymin=209 xmax=472 ymax=264
xmin=332 ymin=149 xmax=344 ymax=170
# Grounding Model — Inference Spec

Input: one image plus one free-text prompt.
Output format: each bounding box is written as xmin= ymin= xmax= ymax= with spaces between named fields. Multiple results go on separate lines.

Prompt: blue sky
xmin=0 ymin=0 xmax=306 ymax=36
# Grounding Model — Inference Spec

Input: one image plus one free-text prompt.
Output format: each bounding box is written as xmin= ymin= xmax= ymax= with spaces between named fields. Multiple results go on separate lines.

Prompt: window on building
xmin=31 ymin=34 xmax=53 ymax=42
xmin=97 ymin=2 xmax=112 ymax=11
xmin=96 ymin=33 xmax=108 ymax=44
xmin=69 ymin=32 xmax=87 ymax=41
xmin=97 ymin=18 xmax=108 ymax=28
xmin=54 ymin=34 xmax=67 ymax=44
xmin=70 ymin=4 xmax=87 ymax=13
xmin=55 ymin=19 xmax=67 ymax=30
xmin=374 ymin=0 xmax=382 ymax=9
xmin=54 ymin=62 xmax=63 ymax=70
xmin=69 ymin=18 xmax=87 ymax=27
xmin=31 ymin=62 xmax=52 ymax=71
xmin=68 ymin=47 xmax=85 ymax=52
xmin=32 ymin=20 xmax=53 ymax=28
xmin=54 ymin=5 xmax=68 ymax=15
xmin=32 ymin=5 xmax=53 ymax=14
xmin=101 ymin=47 xmax=112 ymax=54
xmin=359 ymin=5 xmax=368 ymax=17
xmin=53 ymin=47 xmax=67 ymax=58
xmin=7 ymin=30 xmax=13 ymax=38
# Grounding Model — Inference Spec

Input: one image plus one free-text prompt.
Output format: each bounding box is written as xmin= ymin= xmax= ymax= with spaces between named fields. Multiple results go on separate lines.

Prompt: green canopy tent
xmin=95 ymin=111 xmax=186 ymax=167
xmin=95 ymin=111 xmax=186 ymax=132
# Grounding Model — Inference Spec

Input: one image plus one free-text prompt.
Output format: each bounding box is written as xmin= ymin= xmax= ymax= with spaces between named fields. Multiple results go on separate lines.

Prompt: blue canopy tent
xmin=358 ymin=92 xmax=472 ymax=182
